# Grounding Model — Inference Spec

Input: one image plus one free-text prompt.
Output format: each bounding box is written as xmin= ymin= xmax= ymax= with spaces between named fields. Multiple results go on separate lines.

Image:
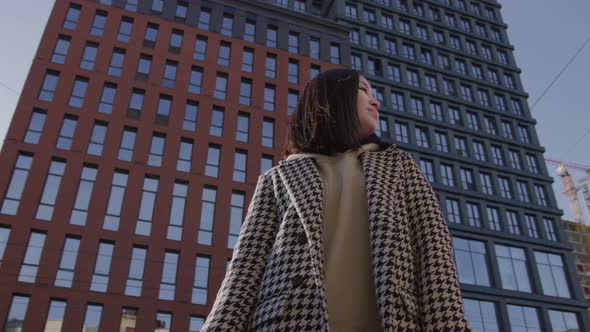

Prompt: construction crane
xmin=544 ymin=157 xmax=590 ymax=224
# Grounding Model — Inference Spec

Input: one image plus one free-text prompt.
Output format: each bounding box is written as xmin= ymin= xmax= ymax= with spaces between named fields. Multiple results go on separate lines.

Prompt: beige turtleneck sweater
xmin=287 ymin=143 xmax=384 ymax=332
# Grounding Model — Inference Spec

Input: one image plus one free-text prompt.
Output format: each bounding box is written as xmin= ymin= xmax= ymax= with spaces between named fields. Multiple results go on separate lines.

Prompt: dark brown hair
xmin=284 ymin=68 xmax=389 ymax=157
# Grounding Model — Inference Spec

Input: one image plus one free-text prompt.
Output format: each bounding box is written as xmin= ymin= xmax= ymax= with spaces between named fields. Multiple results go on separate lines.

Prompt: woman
xmin=201 ymin=69 xmax=471 ymax=331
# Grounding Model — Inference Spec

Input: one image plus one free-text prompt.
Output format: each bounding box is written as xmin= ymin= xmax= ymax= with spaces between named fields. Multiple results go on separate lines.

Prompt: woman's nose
xmin=371 ymin=98 xmax=380 ymax=109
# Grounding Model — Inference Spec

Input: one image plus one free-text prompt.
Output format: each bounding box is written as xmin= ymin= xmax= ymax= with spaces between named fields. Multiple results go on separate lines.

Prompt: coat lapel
xmin=277 ymin=158 xmax=327 ymax=294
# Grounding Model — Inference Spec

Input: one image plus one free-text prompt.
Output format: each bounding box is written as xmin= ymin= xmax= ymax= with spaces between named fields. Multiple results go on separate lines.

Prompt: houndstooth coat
xmin=201 ymin=145 xmax=472 ymax=332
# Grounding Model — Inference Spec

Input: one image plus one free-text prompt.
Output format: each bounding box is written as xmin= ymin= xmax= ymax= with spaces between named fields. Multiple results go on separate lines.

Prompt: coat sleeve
xmin=403 ymin=154 xmax=472 ymax=331
xmin=201 ymin=174 xmax=279 ymax=332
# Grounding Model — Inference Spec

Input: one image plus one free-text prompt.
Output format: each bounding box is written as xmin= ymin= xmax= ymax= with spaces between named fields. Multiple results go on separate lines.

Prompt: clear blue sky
xmin=1 ymin=0 xmax=589 ymax=222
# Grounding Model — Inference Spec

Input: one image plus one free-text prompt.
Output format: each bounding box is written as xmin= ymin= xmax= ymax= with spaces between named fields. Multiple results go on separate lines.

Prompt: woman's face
xmin=356 ymin=75 xmax=381 ymax=139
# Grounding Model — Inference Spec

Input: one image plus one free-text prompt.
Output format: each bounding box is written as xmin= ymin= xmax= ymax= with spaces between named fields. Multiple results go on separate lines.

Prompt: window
xmin=91 ymin=241 xmax=114 ymax=292
xmin=495 ymin=94 xmax=507 ymax=112
xmin=176 ymin=1 xmax=188 ymax=19
xmin=460 ymin=168 xmax=475 ymax=191
xmin=490 ymin=145 xmax=504 ymax=165
xmin=118 ymin=127 xmax=136 ymax=161
xmin=287 ymin=89 xmax=299 ymax=115
xmin=382 ymin=15 xmax=393 ymax=30
xmin=55 ymin=236 xmax=80 ymax=287
xmin=365 ymin=32 xmax=378 ymax=49
xmin=402 ymin=43 xmax=415 ymax=60
xmin=135 ymin=54 xmax=152 ymax=81
xmin=266 ymin=25 xmax=278 ymax=48
xmin=52 ymin=35 xmax=70 ymax=64
xmin=416 ymin=127 xmax=430 ymax=148
xmin=152 ymin=0 xmax=164 ymax=12
xmin=261 ymin=155 xmax=273 ymax=174
xmin=119 ymin=308 xmax=138 ymax=331
xmin=288 ymin=32 xmax=299 ymax=53
xmin=98 ymin=83 xmax=116 ymax=113
xmin=517 ymin=181 xmax=530 ymax=203
xmin=480 ymin=173 xmax=493 ymax=195
xmin=465 ymin=202 xmax=481 ymax=227
xmin=473 ymin=141 xmax=486 ymax=161
xmin=549 ymin=310 xmax=580 ymax=332
xmin=310 ymin=65 xmax=321 ymax=80
xmin=309 ymin=37 xmax=320 ymax=59
xmin=454 ymin=136 xmax=468 ymax=157
xmin=367 ymin=58 xmax=379 ymax=76
xmin=495 ymin=244 xmax=531 ymax=292
xmin=502 ymin=121 xmax=514 ymax=139
xmin=68 ymin=77 xmax=88 ymax=108
xmin=159 ymin=251 xmax=179 ymax=300
xmin=445 ymin=198 xmax=461 ymax=223
xmin=487 ymin=207 xmax=501 ymax=231
xmin=167 ymin=182 xmax=188 ymax=241
xmin=407 ymin=70 xmax=420 ymax=87
xmin=466 ymin=41 xmax=477 ymax=55
xmin=117 ymin=17 xmax=133 ymax=43
xmin=135 ymin=176 xmax=159 ymax=236
xmin=498 ymin=176 xmax=512 ymax=199
xmin=63 ymin=4 xmax=81 ymax=30
xmin=5 ymin=295 xmax=30 ymax=331
xmin=421 ymin=49 xmax=433 ymax=65
xmin=479 ymin=90 xmax=490 ymax=106
xmin=518 ymin=126 xmax=531 ymax=144
xmin=386 ymin=64 xmax=401 ymax=82
xmin=236 ymin=112 xmax=249 ymax=142
xmin=69 ymin=166 xmax=97 ymax=225
xmin=460 ymin=84 xmax=473 ymax=102
xmin=36 ymin=159 xmax=66 ymax=221
xmin=177 ymin=139 xmax=193 ymax=172
xmin=206 ymin=145 xmax=221 ymax=177
xmin=524 ymin=214 xmax=538 ymax=238
xmin=198 ymin=7 xmax=211 ymax=30
xmin=125 ymin=0 xmax=138 ymax=11
xmin=508 ymin=150 xmax=522 ymax=169
xmin=453 ymin=237 xmax=489 ymax=286
xmin=264 ymin=85 xmax=275 ymax=112
xmin=18 ymin=231 xmax=46 ymax=283
xmin=83 ymin=304 xmax=103 ymax=331
xmin=449 ymin=35 xmax=461 ymax=49
xmin=233 ymin=150 xmax=247 ymax=183
xmin=512 ymin=99 xmax=523 ymax=115
xmin=507 ymin=305 xmax=541 ymax=332
xmin=244 ymin=19 xmax=256 ymax=42
xmin=419 ymin=159 xmax=434 ymax=182
xmin=125 ymin=246 xmax=147 ymax=296
xmin=433 ymin=30 xmax=445 ymax=44
xmin=483 ymin=117 xmax=497 ymax=135
xmin=209 ymin=107 xmax=224 ymax=137
xmin=265 ymin=53 xmax=277 ymax=79
xmin=463 ymin=299 xmax=499 ymax=332
xmin=424 ymin=74 xmax=438 ymax=92
xmin=240 ymin=78 xmax=252 ymax=106
xmin=0 ymin=227 xmax=10 ymax=266
xmin=410 ymin=97 xmax=424 ymax=116
xmin=435 ymin=132 xmax=449 ymax=152
xmin=198 ymin=187 xmax=217 ymax=245
xmin=148 ymin=133 xmax=166 ymax=167
xmin=221 ymin=14 xmax=234 ymax=36
xmin=162 ymin=61 xmax=177 ymax=88
xmin=351 ymin=54 xmax=362 ymax=71
xmin=215 ymin=73 xmax=228 ymax=99
xmin=184 ymin=101 xmax=198 ymax=132
xmin=498 ymin=51 xmax=508 ymax=65
xmin=218 ymin=42 xmax=231 ymax=67
xmin=448 ymin=107 xmax=461 ymax=125
xmin=90 ymin=10 xmax=107 ymax=36
xmin=189 ymin=66 xmax=202 ymax=94
xmin=440 ymin=163 xmax=454 ymax=186
xmin=489 ymin=70 xmax=500 ymax=85
xmin=330 ymin=43 xmax=341 ymax=64
xmin=242 ymin=48 xmax=254 ymax=72
xmin=363 ymin=8 xmax=376 ymax=23
xmin=156 ymin=312 xmax=172 ymax=331
xmin=543 ymin=218 xmax=557 ymax=241
xmin=416 ymin=25 xmax=428 ymax=40
xmin=288 ymin=59 xmax=299 ymax=84
xmin=144 ymin=23 xmax=159 ymax=47
xmin=108 ymin=48 xmax=125 ymax=77
xmin=56 ymin=116 xmax=77 ymax=151
xmin=395 ymin=122 xmax=409 ymax=143
xmin=24 ymin=109 xmax=46 ymax=144
xmin=442 ymin=78 xmax=456 ymax=96
xmin=345 ymin=3 xmax=358 ymax=18
xmin=103 ymin=170 xmax=128 ymax=231
xmin=535 ymin=252 xmax=571 ymax=298
xmin=228 ymin=191 xmax=245 ymax=248
xmin=194 ymin=36 xmax=207 ymax=61
xmin=506 ymin=210 xmax=520 ymax=235
xmin=376 ymin=117 xmax=389 ymax=138
xmin=505 ymin=74 xmax=516 ymax=89
xmin=262 ymin=118 xmax=274 ymax=147
xmin=193 ymin=256 xmax=210 ymax=304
